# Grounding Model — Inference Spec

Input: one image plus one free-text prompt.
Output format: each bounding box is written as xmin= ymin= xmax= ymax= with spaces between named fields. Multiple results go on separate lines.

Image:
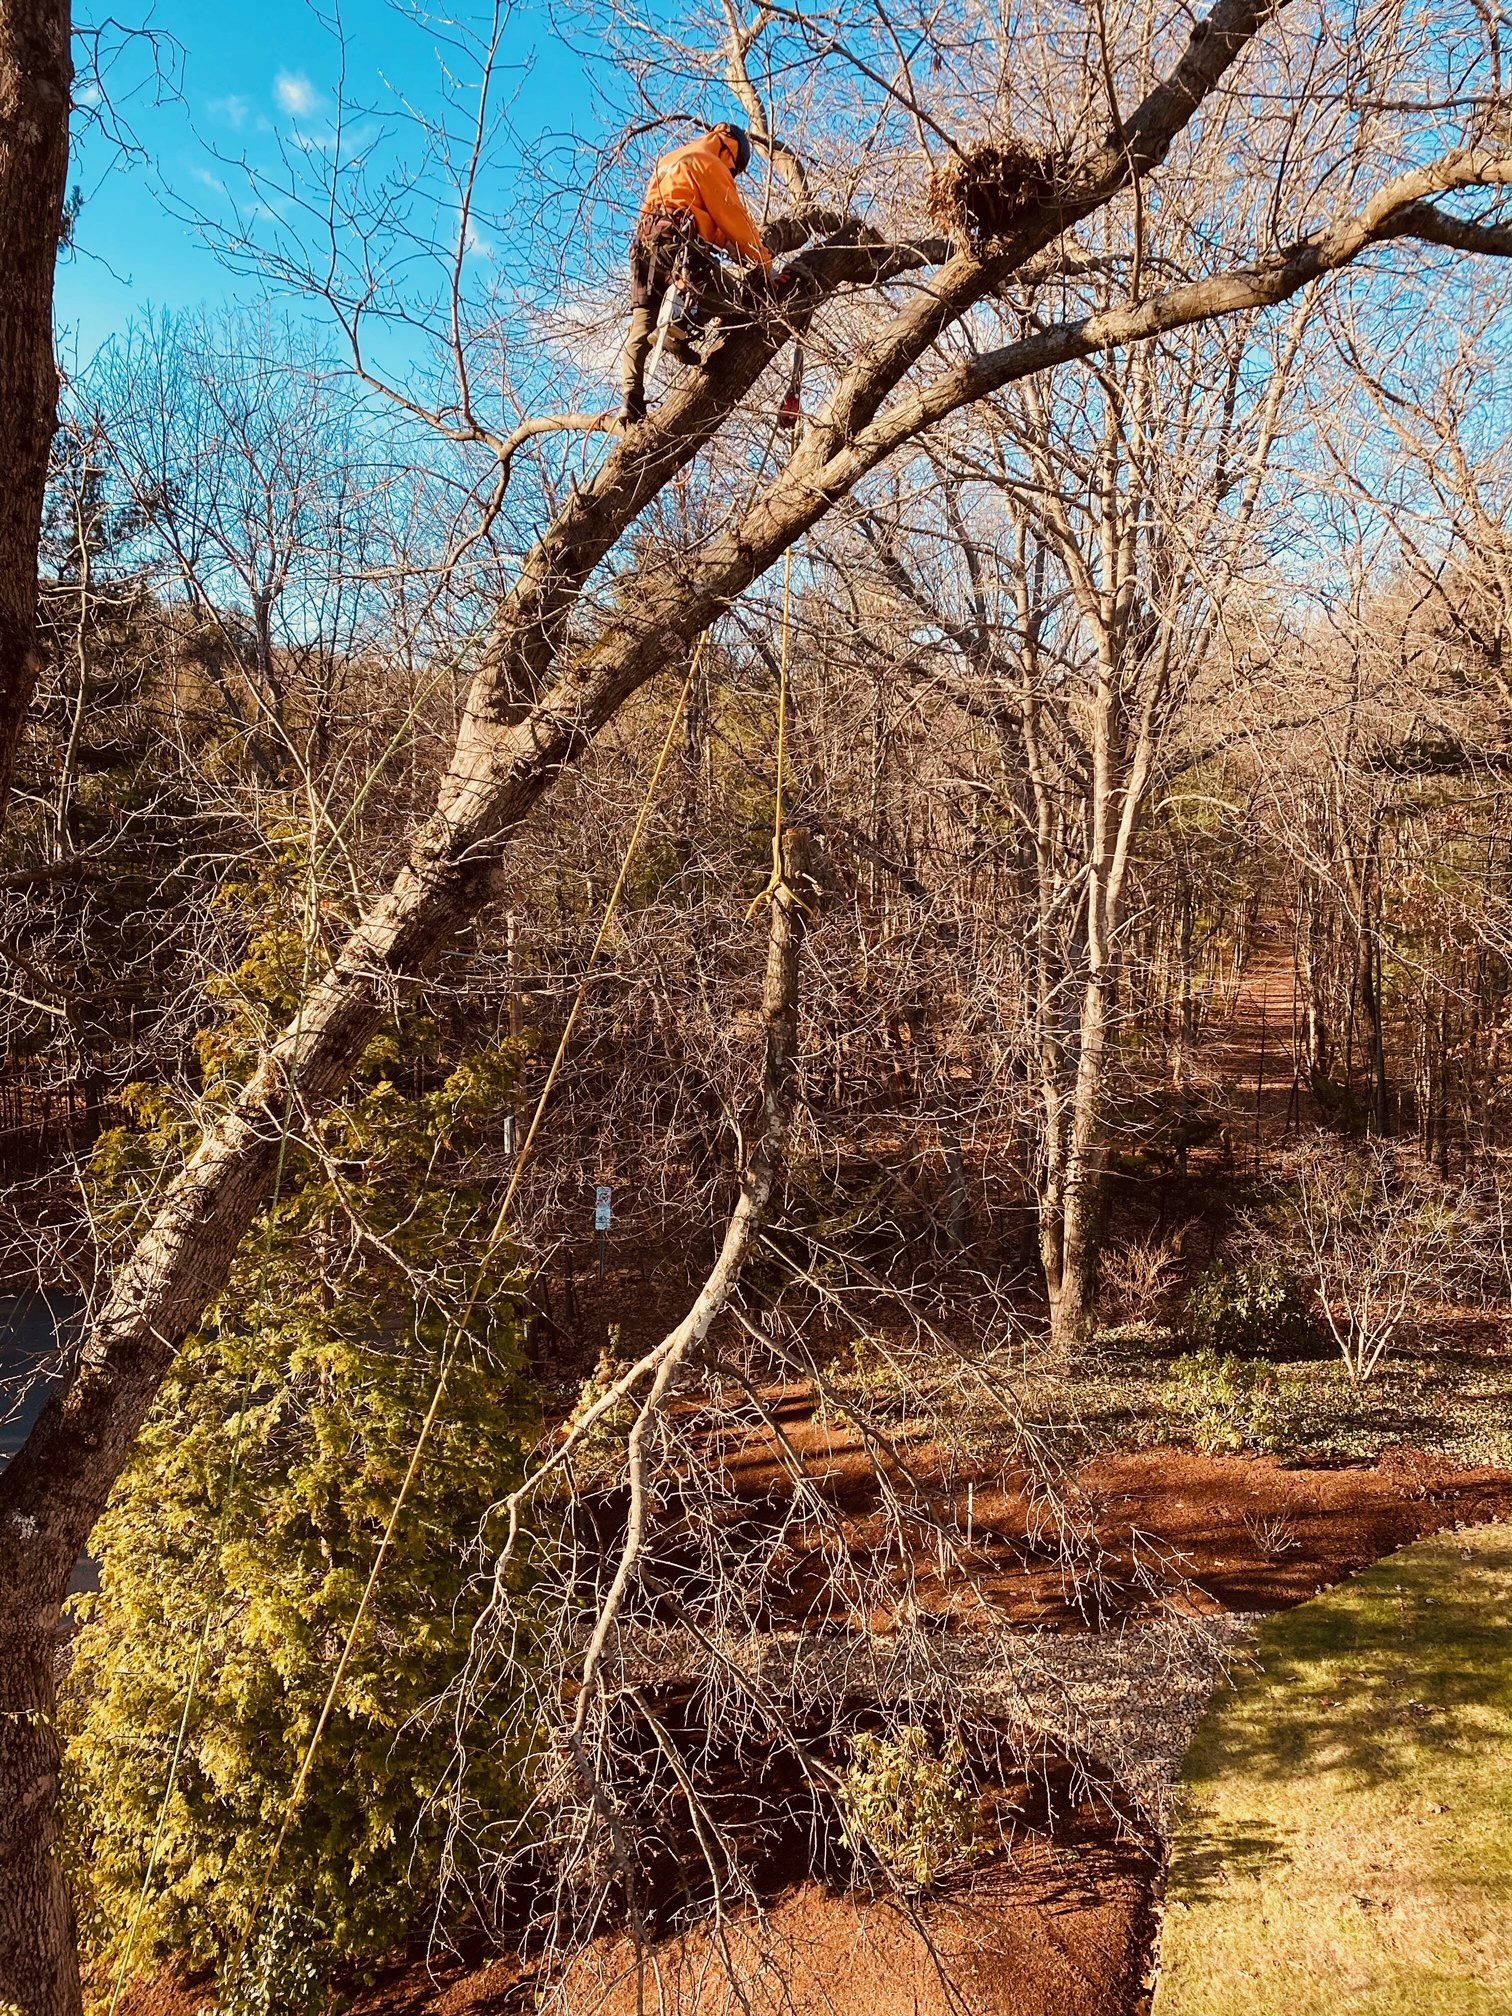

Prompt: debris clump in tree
xmin=927 ymin=138 xmax=1063 ymax=250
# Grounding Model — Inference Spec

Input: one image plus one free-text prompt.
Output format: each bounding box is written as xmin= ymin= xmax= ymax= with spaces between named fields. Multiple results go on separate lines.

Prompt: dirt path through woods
xmin=1195 ymin=918 xmax=1311 ymax=1158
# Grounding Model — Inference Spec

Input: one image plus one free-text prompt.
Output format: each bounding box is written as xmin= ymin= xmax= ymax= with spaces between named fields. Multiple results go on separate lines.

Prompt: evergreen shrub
xmin=63 ymin=861 xmax=538 ymax=1996
xmin=1163 ymin=1346 xmax=1308 ymax=1453
xmin=1182 ymin=1258 xmax=1321 ymax=1360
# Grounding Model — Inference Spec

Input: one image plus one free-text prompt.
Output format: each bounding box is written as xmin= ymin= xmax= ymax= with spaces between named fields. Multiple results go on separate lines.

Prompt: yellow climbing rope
xmin=746 ymin=547 xmax=807 ymax=919
xmin=230 ymin=632 xmax=709 ymax=1967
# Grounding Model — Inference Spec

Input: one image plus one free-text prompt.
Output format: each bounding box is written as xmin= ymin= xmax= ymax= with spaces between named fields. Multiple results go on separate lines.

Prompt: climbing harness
xmin=635 ymin=210 xmax=708 ymax=388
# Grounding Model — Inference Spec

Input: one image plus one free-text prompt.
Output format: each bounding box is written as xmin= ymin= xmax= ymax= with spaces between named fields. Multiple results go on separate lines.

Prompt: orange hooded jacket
xmin=641 ymin=130 xmax=773 ymax=268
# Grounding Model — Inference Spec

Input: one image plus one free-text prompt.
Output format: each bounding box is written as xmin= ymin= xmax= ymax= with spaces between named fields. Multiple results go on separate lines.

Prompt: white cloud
xmin=274 ymin=71 xmax=319 ymax=117
xmin=209 ymin=93 xmax=249 ymax=128
xmin=464 ymin=218 xmax=494 ymax=260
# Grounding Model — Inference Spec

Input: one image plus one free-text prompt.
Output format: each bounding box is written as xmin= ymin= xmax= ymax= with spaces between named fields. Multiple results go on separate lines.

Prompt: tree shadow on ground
xmin=1166 ymin=1817 xmax=1291 ymax=1899
xmin=1184 ymin=1527 xmax=1509 ymax=1795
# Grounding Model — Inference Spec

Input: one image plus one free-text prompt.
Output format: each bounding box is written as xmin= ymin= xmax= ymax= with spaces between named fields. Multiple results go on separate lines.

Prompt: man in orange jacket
xmin=618 ymin=122 xmax=776 ymax=427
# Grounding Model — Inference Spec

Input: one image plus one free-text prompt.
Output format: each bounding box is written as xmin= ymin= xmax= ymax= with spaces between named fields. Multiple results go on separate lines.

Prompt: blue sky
xmin=58 ymin=2 xmax=604 ymax=368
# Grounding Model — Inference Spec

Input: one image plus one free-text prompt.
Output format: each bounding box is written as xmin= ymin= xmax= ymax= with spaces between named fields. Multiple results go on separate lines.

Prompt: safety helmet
xmin=710 ymin=122 xmax=753 ymax=174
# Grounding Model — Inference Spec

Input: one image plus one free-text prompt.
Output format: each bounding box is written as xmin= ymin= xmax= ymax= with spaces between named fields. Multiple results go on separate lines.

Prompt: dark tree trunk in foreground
xmin=0 ymin=5 xmax=76 ymax=2009
xmin=0 ymin=0 xmax=71 ymax=829
xmin=0 ymin=1627 xmax=77 ymax=2016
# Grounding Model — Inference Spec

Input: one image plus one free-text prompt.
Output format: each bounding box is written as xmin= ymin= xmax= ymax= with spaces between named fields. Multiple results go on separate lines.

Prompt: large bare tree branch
xmin=720 ymin=0 xmax=812 ymax=203
xmin=816 ymin=150 xmax=1511 ymax=479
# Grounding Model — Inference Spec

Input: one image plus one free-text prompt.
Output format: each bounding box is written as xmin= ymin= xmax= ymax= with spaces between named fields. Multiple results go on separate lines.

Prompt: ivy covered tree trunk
xmin=0 ymin=0 xmax=71 ymax=829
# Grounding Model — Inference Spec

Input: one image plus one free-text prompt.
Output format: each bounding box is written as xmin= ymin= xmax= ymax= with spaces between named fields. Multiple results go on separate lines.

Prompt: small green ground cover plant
xmin=1025 ymin=1327 xmax=1507 ymax=1469
xmin=1161 ymin=1346 xmax=1311 ymax=1453
xmin=839 ymin=1724 xmax=983 ymax=1892
xmin=1154 ymin=1523 xmax=1511 ymax=2016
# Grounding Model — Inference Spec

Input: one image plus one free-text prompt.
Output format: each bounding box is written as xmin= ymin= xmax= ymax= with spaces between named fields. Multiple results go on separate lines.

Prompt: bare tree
xmin=1260 ymin=1133 xmax=1478 ymax=1378
xmin=1 ymin=0 xmax=1508 ymax=2005
xmin=820 ymin=283 xmax=1312 ymax=1340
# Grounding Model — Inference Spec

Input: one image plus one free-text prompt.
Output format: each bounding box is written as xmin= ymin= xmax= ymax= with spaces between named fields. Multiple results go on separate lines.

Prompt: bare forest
xmin=0 ymin=2 xmax=1507 ymax=2014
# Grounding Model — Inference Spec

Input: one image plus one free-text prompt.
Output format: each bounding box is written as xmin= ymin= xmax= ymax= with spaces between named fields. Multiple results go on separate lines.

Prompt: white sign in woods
xmin=594 ymin=1185 xmax=612 ymax=1232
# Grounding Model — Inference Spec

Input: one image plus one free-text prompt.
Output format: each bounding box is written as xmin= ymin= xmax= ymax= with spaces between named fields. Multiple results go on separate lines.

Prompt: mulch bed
xmin=1068 ymin=1443 xmax=1507 ymax=1618
xmin=704 ymin=1388 xmax=1508 ymax=1630
xmin=112 ymin=1444 xmax=1508 ymax=2016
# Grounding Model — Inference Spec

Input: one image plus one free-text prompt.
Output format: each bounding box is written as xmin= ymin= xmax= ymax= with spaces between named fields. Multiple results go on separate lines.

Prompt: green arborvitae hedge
xmin=62 ymin=861 xmax=538 ymax=2003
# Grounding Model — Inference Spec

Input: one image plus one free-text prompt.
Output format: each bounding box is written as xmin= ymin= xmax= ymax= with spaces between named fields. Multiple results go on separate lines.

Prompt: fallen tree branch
xmin=476 ymin=825 xmax=820 ymax=1633
xmin=459 ymin=830 xmax=819 ymax=1930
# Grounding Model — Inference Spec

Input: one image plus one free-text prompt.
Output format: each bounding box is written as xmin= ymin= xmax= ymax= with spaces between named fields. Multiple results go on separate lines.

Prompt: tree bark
xmin=0 ymin=1615 xmax=77 ymax=2016
xmin=0 ymin=8 xmax=76 ymax=2009
xmin=1055 ymin=976 xmax=1112 ymax=1345
xmin=0 ymin=0 xmax=72 ymax=831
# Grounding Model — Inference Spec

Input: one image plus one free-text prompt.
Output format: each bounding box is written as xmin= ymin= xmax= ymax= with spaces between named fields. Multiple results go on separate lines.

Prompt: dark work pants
xmin=621 ymin=212 xmax=748 ymax=407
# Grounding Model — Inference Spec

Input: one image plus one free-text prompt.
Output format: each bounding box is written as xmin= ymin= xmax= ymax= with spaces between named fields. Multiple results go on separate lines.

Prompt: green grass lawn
xmin=1154 ymin=1523 xmax=1510 ymax=2016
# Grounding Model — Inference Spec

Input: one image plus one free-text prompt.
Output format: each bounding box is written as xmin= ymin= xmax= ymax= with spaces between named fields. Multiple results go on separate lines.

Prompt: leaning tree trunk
xmin=0 ymin=1620 xmax=77 ymax=2016
xmin=0 ymin=0 xmax=71 ymax=831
